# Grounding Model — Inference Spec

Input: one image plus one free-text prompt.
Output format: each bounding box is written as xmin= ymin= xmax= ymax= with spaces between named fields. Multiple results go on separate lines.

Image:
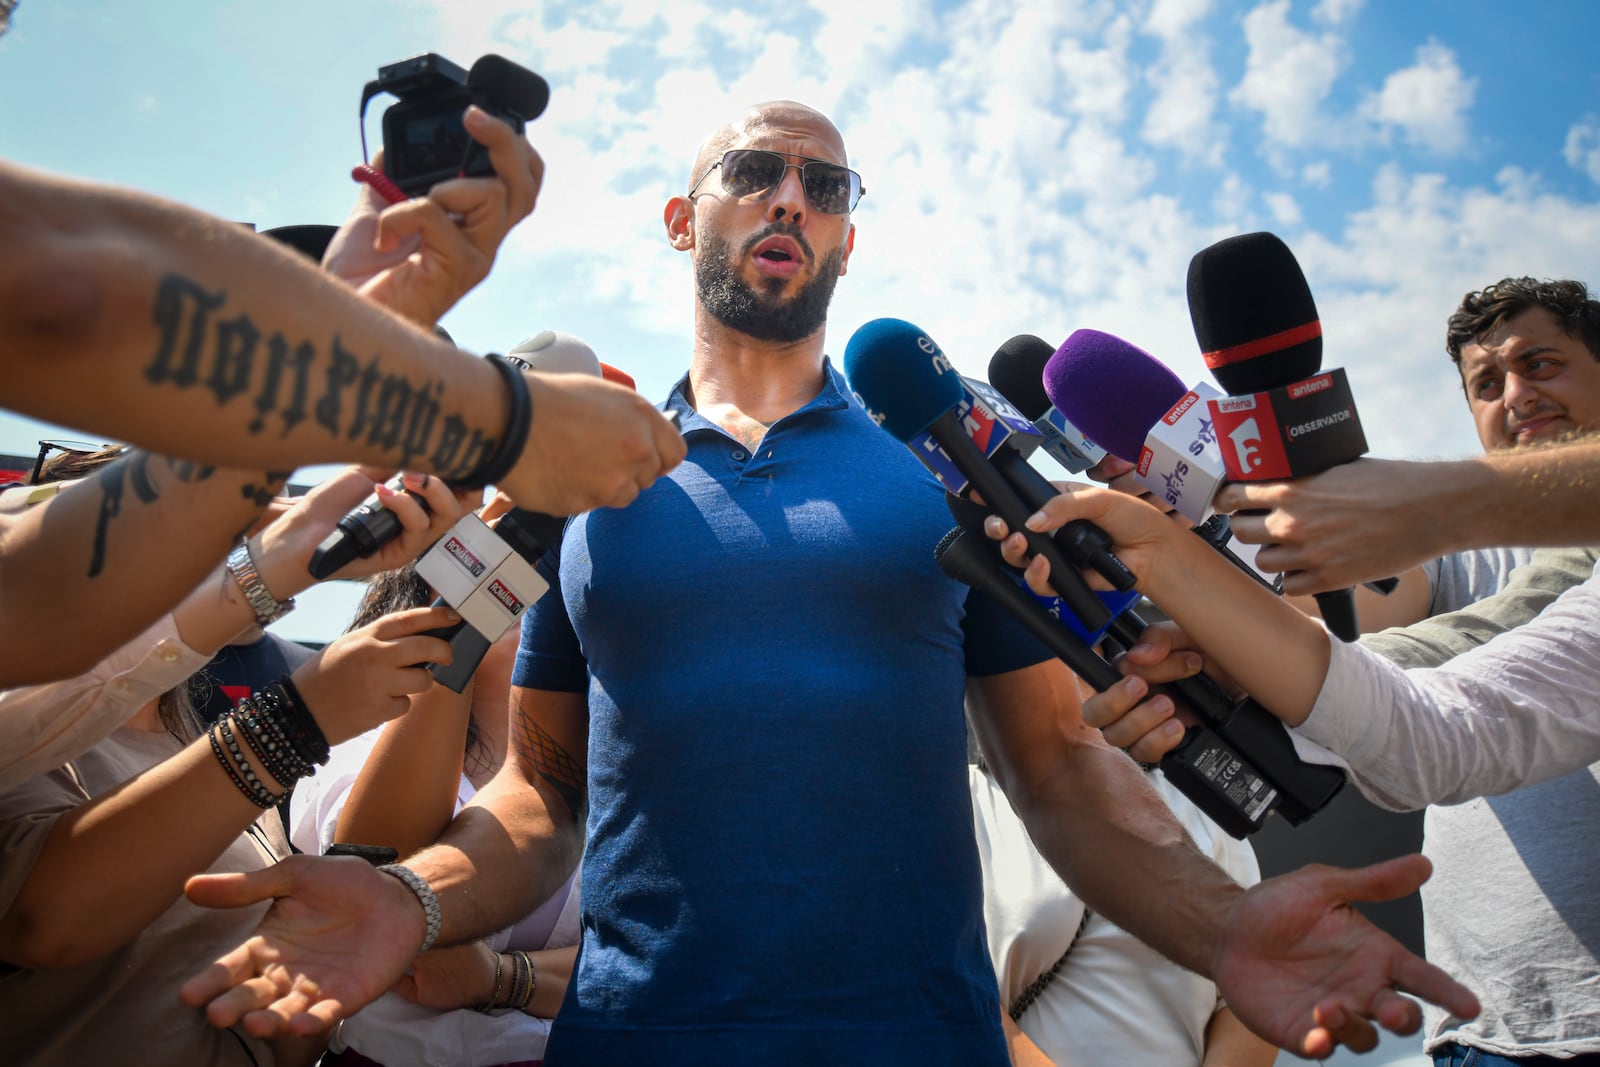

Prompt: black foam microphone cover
xmin=987 ymin=335 xmax=1058 ymax=421
xmin=1187 ymin=232 xmax=1322 ymax=394
xmin=468 ymin=54 xmax=550 ymax=122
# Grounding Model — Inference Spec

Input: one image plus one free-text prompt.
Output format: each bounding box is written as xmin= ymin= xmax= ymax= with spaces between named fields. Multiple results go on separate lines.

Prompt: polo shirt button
xmin=731 ymin=449 xmax=747 ymax=461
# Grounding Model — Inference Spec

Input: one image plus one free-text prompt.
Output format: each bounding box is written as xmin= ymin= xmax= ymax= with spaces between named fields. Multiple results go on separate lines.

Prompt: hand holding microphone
xmin=844 ymin=317 xmax=1343 ymax=835
xmin=1187 ymin=232 xmax=1395 ymax=639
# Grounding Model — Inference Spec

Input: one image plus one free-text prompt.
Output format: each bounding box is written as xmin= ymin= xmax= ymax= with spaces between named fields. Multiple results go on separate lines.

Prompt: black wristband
xmin=446 ymin=353 xmax=534 ymax=492
xmin=271 ymin=675 xmax=330 ymax=766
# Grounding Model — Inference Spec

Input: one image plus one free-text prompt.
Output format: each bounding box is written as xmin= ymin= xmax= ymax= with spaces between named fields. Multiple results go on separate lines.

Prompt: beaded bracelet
xmin=233 ymin=696 xmax=310 ymax=785
xmin=516 ymin=949 xmax=537 ymax=1011
xmin=220 ymin=716 xmax=281 ymax=808
xmin=210 ymin=720 xmax=279 ymax=809
xmin=445 ymin=353 xmax=534 ymax=492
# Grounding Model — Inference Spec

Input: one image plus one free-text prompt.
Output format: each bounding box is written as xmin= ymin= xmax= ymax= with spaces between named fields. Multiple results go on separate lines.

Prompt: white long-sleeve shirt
xmin=1293 ymin=563 xmax=1600 ymax=811
xmin=0 ymin=613 xmax=208 ymax=794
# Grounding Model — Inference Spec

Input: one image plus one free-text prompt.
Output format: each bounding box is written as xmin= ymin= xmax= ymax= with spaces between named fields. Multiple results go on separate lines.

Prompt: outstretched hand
xmin=1216 ymin=855 xmax=1479 ymax=1059
xmin=180 ymin=855 xmax=428 ymax=1038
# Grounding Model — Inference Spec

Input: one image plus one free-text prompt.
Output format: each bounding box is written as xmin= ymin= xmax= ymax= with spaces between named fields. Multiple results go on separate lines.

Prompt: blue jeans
xmin=1432 ymin=1043 xmax=1600 ymax=1066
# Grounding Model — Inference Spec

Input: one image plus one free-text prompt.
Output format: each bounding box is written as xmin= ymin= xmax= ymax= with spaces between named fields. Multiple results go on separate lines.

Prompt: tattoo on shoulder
xmin=143 ymin=273 xmax=497 ymax=479
xmin=513 ymin=712 xmax=587 ymax=822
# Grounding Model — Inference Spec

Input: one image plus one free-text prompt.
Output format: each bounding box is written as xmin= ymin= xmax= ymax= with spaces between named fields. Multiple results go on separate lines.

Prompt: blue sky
xmin=5 ymin=3 xmax=1584 ymax=1057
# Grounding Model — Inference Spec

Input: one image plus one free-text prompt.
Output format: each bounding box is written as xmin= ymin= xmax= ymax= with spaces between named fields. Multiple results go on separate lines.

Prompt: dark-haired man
xmin=181 ymin=101 xmax=1476 ymax=1065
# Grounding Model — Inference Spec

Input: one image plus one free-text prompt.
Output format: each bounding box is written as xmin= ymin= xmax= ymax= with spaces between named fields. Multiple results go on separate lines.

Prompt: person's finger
xmin=1116 ymin=641 xmax=1204 ymax=683
xmin=1390 ymin=948 xmax=1481 ymax=1023
xmin=184 ymin=863 xmax=299 ymax=910
xmin=463 ymin=105 xmax=543 ymax=221
xmin=1081 ymin=674 xmax=1148 ymax=730
xmin=1222 ymin=510 xmax=1271 ymax=545
xmin=1314 ymin=996 xmax=1379 ymax=1054
xmin=1215 ymin=480 xmax=1293 ymax=513
xmin=374 ymin=605 xmax=462 ymax=640
xmin=1313 ymin=854 xmax=1433 ymax=905
xmin=1125 ymin=717 xmax=1187 ymax=764
xmin=373 ymin=197 xmax=476 ymax=264
xmin=1098 ymin=692 xmax=1179 ymax=752
xmin=179 ymin=944 xmax=273 ymax=1011
xmin=1367 ymin=987 xmax=1422 ymax=1035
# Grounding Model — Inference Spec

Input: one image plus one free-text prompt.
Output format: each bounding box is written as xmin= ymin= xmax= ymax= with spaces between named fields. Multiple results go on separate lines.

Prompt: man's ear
xmin=665 ymin=196 xmax=695 ymax=251
xmin=838 ymin=223 xmax=856 ymax=277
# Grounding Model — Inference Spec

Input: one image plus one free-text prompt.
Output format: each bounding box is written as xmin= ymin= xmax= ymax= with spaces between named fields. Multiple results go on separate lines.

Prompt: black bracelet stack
xmin=263 ymin=675 xmax=330 ymax=767
xmin=208 ymin=673 xmax=330 ymax=808
xmin=446 ymin=353 xmax=534 ymax=492
xmin=234 ymin=695 xmax=313 ymax=787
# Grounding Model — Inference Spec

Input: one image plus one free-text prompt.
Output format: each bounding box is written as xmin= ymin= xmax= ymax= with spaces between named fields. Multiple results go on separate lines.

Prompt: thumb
xmin=1312 ymin=854 xmax=1433 ymax=905
xmin=185 ymin=856 xmax=308 ymax=909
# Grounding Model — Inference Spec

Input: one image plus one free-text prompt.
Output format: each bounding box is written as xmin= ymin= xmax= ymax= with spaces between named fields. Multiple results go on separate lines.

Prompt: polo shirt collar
xmin=663 ymin=357 xmax=853 ymax=435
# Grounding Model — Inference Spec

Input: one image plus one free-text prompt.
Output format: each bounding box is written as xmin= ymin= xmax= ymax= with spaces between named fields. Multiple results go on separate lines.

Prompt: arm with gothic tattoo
xmin=0 ymin=158 xmax=684 ymax=516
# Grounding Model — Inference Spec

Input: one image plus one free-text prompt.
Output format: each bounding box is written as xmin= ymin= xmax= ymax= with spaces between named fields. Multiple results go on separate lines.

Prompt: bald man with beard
xmin=181 ymin=101 xmax=1476 ymax=1067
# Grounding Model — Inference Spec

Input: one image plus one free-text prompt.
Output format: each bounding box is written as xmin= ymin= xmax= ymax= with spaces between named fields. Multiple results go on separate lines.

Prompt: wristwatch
xmin=226 ymin=540 xmax=296 ymax=626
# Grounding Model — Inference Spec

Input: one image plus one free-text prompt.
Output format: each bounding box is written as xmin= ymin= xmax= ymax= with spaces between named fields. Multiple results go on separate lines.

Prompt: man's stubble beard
xmin=695 ymin=227 xmax=844 ymax=344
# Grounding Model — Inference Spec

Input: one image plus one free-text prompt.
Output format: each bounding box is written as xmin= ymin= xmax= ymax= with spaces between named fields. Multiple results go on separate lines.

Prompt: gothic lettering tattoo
xmin=144 ymin=274 xmax=496 ymax=479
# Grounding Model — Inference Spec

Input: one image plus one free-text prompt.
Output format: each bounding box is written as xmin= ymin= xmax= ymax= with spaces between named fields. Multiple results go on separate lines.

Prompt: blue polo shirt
xmin=514 ymin=360 xmax=1050 ymax=1065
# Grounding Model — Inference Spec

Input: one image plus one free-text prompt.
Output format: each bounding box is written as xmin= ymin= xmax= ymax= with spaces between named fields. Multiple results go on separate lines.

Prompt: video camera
xmin=360 ymin=53 xmax=549 ymax=198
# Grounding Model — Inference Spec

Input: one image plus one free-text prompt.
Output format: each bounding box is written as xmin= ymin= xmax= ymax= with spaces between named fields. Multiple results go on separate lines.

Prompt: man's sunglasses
xmin=688 ymin=150 xmax=865 ymax=215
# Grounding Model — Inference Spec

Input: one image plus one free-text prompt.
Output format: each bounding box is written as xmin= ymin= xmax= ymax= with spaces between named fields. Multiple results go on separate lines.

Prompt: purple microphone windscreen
xmin=1187 ymin=231 xmax=1322 ymax=395
xmin=988 ymin=335 xmax=1058 ymax=420
xmin=1042 ymin=329 xmax=1188 ymax=464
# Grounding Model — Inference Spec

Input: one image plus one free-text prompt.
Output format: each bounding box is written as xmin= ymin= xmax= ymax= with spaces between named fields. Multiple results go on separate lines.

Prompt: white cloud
xmin=1311 ymin=0 xmax=1363 ymax=26
xmin=1140 ymin=0 xmax=1223 ymax=163
xmin=1145 ymin=0 xmax=1212 ymax=37
xmin=1301 ymin=161 xmax=1332 ymax=187
xmin=1361 ymin=41 xmax=1475 ymax=154
xmin=1229 ymin=0 xmax=1348 ymax=153
xmin=1564 ymin=115 xmax=1600 ymax=184
xmin=1264 ymin=191 xmax=1302 ymax=226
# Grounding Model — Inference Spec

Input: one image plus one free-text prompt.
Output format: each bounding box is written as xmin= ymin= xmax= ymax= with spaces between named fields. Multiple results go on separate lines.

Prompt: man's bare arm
xmin=0 ymin=159 xmax=683 ymax=515
xmin=399 ymin=684 xmax=589 ymax=945
xmin=1220 ymin=442 xmax=1600 ymax=594
xmin=0 ymin=455 xmax=284 ymax=686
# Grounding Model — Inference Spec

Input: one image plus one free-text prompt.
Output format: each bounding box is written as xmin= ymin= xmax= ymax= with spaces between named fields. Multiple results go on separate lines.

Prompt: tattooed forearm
xmin=513 ymin=713 xmax=587 ymax=823
xmin=84 ymin=452 xmax=273 ymax=578
xmin=144 ymin=273 xmax=497 ymax=478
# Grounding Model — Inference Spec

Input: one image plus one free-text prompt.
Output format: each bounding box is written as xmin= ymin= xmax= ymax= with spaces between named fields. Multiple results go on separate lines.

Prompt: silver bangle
xmin=377 ymin=863 xmax=442 ymax=953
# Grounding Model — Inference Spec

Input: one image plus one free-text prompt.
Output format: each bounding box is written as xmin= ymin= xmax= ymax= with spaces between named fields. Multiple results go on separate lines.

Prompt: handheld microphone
xmin=935 ymin=528 xmax=1290 ymax=839
xmin=990 ymin=331 xmax=1277 ymax=593
xmin=1042 ymin=329 xmax=1229 ymax=525
xmin=844 ymin=318 xmax=1115 ymax=634
xmin=845 ymin=319 xmax=1342 ymax=832
xmin=415 ymin=507 xmax=566 ymax=692
xmin=987 ymin=335 xmax=1106 ymax=473
xmin=309 ymin=333 xmax=602 ymax=579
xmin=1187 ymin=232 xmax=1391 ymax=639
xmin=943 ymin=488 xmax=1343 ymax=834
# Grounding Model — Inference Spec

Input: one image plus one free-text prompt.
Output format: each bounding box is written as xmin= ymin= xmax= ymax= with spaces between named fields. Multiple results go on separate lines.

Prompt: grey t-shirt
xmin=1362 ymin=545 xmax=1600 ymax=1058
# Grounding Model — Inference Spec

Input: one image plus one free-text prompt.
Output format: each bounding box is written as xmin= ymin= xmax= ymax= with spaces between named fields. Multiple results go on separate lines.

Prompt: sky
xmin=9 ymin=0 xmax=1599 ymax=652
xmin=5 ymin=3 xmax=1585 ymax=1059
